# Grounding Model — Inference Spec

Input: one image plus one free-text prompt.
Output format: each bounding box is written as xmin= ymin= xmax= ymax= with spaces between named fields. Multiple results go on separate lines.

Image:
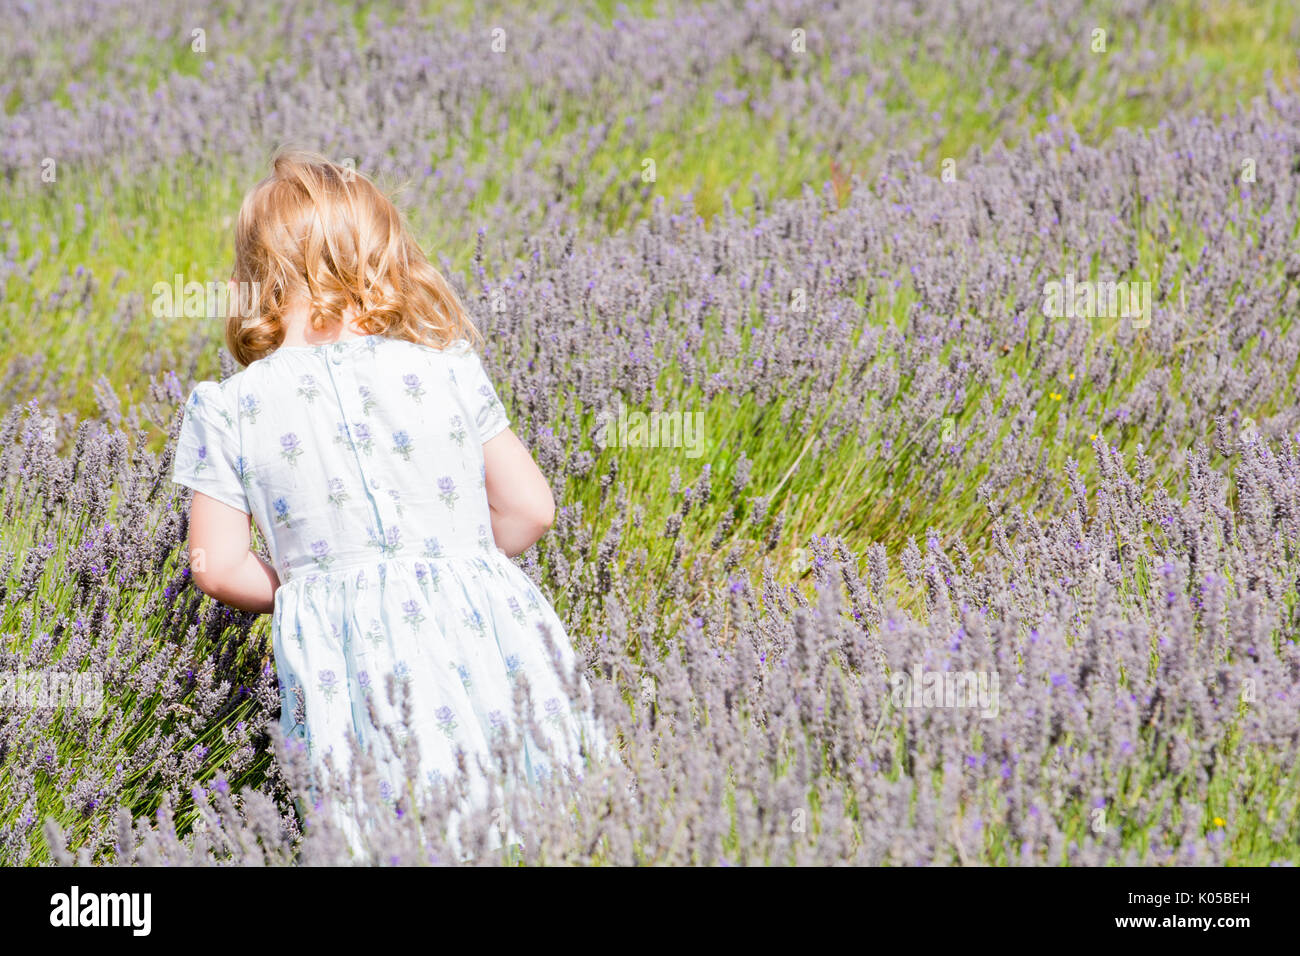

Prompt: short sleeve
xmin=172 ymin=381 xmax=250 ymax=514
xmin=453 ymin=344 xmax=510 ymax=443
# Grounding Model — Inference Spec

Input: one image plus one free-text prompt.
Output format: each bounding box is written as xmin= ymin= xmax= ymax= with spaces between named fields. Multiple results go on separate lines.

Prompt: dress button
xmin=331 ymin=350 xmax=343 ymax=365
xmin=370 ymin=478 xmax=380 ymax=490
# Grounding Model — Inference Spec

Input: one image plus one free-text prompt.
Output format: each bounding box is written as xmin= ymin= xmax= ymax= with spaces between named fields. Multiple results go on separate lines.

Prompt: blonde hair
xmin=226 ymin=147 xmax=481 ymax=365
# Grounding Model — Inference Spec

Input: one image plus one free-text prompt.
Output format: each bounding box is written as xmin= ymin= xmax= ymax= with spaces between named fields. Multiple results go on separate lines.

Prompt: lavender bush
xmin=2 ymin=0 xmax=1300 ymax=865
xmin=1 ymin=0 xmax=1288 ymax=409
xmin=15 ymin=405 xmax=1300 ymax=864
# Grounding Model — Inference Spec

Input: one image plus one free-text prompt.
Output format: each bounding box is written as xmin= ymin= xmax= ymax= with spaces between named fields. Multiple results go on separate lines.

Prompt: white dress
xmin=171 ymin=334 xmax=613 ymax=856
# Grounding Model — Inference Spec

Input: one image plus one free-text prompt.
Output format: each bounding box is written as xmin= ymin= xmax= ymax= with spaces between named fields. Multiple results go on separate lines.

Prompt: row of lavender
xmin=2 ymin=0 xmax=1204 ymax=383
xmin=16 ymin=380 xmax=1300 ymax=864
xmin=477 ymin=92 xmax=1300 ymax=559
xmin=6 ymin=84 xmax=1300 ymax=861
xmin=2 ymin=0 xmax=1190 ymax=181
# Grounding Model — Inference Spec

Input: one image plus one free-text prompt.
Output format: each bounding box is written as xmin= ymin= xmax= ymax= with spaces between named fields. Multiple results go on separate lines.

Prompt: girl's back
xmin=183 ymin=334 xmax=507 ymax=578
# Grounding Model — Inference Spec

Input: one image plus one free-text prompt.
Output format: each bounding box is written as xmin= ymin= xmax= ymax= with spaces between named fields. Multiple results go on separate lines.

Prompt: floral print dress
xmin=172 ymin=334 xmax=613 ymax=855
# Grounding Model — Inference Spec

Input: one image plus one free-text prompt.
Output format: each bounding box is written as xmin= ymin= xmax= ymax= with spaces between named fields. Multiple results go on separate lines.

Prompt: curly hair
xmin=225 ymin=147 xmax=481 ymax=365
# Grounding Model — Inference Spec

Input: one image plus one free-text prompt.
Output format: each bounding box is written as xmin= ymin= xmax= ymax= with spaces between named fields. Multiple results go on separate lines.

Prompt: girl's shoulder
xmin=180 ymin=370 xmax=249 ymax=434
xmin=402 ymin=336 xmax=477 ymax=361
xmin=185 ymin=369 xmax=247 ymax=409
xmin=399 ymin=337 xmax=489 ymax=383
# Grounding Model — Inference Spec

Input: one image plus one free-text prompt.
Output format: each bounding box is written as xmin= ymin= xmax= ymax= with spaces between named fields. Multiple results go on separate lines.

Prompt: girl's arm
xmin=483 ymin=428 xmax=556 ymax=558
xmin=187 ymin=491 xmax=280 ymax=613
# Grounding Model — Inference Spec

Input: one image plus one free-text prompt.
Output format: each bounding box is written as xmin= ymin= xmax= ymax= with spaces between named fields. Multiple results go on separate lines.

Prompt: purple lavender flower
xmin=310 ymin=539 xmax=333 ymax=570
xmin=435 ymin=705 xmax=457 ymax=738
xmin=402 ymin=373 xmax=425 ymax=403
xmin=239 ymin=394 xmax=261 ymax=423
xmin=280 ymin=432 xmax=302 ymax=465
xmin=401 ymin=598 xmax=425 ymax=631
xmin=437 ymin=476 xmax=458 ymax=509
xmin=317 ymin=670 xmax=338 ymax=702
xmin=272 ymin=497 xmax=292 ymax=527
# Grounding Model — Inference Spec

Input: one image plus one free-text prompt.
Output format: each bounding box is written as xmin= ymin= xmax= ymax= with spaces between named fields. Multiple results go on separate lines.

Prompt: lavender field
xmin=2 ymin=0 xmax=1300 ymax=865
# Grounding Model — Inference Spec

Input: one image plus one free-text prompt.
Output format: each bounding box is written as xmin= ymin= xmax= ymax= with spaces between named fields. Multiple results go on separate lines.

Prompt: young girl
xmin=171 ymin=149 xmax=614 ymax=858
